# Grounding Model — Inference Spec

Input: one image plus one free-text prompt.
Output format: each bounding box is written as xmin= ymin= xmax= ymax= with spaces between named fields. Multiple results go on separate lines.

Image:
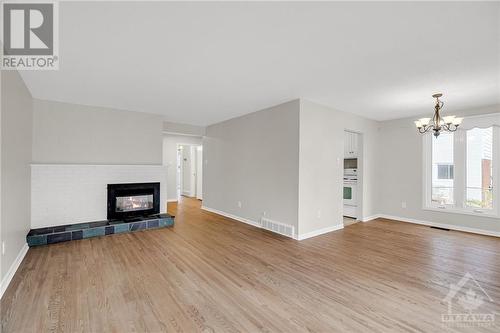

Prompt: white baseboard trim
xmin=297 ymin=224 xmax=344 ymax=241
xmin=201 ymin=206 xmax=261 ymax=228
xmin=167 ymin=199 xmax=178 ymax=202
xmin=377 ymin=214 xmax=500 ymax=238
xmin=361 ymin=214 xmax=379 ymax=222
xmin=0 ymin=243 xmax=29 ymax=299
xmin=201 ymin=206 xmax=346 ymax=241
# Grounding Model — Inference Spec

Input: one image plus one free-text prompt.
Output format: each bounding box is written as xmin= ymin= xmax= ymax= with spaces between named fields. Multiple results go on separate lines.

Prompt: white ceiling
xmin=19 ymin=1 xmax=500 ymax=126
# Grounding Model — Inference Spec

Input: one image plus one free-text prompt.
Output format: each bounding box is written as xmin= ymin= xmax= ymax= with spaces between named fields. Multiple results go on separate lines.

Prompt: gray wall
xmin=1 ymin=70 xmax=33 ymax=281
xmin=203 ymin=100 xmax=300 ymax=229
xmin=298 ymin=100 xmax=380 ymax=235
xmin=377 ymin=105 xmax=500 ymax=233
xmin=33 ymin=99 xmax=164 ymax=165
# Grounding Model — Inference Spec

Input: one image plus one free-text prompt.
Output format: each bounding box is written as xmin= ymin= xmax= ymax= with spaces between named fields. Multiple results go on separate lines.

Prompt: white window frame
xmin=423 ymin=114 xmax=500 ymax=218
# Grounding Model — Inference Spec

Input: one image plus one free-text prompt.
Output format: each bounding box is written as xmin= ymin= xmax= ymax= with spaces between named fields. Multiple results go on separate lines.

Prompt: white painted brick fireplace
xmin=31 ymin=164 xmax=167 ymax=228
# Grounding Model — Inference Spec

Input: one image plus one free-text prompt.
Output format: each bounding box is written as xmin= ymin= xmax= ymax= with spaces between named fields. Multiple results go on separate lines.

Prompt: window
xmin=466 ymin=127 xmax=493 ymax=209
xmin=432 ymin=133 xmax=454 ymax=205
xmin=437 ymin=164 xmax=454 ymax=179
xmin=423 ymin=114 xmax=499 ymax=217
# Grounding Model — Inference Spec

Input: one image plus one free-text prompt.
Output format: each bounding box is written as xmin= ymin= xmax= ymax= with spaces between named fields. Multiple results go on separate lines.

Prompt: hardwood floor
xmin=342 ymin=216 xmax=358 ymax=227
xmin=2 ymin=197 xmax=499 ymax=332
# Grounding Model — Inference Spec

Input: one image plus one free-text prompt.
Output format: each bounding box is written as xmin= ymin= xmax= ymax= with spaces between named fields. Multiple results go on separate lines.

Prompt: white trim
xmin=167 ymin=199 xmax=178 ymax=202
xmin=378 ymin=214 xmax=500 ymax=238
xmin=297 ymin=224 xmax=344 ymax=241
xmin=0 ymin=243 xmax=29 ymax=299
xmin=201 ymin=206 xmax=260 ymax=228
xmin=361 ymin=214 xmax=379 ymax=222
xmin=422 ymin=206 xmax=499 ymax=218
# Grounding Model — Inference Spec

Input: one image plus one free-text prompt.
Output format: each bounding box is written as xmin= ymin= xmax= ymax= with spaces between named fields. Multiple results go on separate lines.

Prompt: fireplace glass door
xmin=116 ymin=195 xmax=154 ymax=212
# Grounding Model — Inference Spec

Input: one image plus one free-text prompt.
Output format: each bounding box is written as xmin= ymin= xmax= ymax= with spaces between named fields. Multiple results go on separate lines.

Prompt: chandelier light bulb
xmin=443 ymin=116 xmax=456 ymax=124
xmin=419 ymin=118 xmax=431 ymax=126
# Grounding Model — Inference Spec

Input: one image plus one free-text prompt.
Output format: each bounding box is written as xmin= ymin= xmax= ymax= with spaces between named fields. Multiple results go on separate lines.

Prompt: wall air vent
xmin=260 ymin=217 xmax=294 ymax=238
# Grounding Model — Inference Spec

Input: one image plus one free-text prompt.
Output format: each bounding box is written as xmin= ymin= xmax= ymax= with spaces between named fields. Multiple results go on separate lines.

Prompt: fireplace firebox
xmin=107 ymin=182 xmax=160 ymax=220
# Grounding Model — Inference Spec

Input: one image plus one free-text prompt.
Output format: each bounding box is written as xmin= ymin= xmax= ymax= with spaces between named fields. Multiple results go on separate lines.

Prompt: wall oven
xmin=343 ymin=168 xmax=358 ymax=218
xmin=343 ymin=181 xmax=357 ymax=206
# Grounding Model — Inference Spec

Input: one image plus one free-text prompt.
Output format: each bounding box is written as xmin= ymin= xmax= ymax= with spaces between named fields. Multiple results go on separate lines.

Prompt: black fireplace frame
xmin=107 ymin=182 xmax=160 ymax=220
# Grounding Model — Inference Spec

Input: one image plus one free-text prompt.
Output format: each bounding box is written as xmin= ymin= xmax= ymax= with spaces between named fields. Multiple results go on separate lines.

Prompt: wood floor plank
xmin=1 ymin=197 xmax=499 ymax=332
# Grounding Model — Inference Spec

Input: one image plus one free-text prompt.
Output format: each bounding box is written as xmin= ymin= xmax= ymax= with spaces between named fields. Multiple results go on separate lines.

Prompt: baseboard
xmin=0 ymin=243 xmax=29 ymax=299
xmin=297 ymin=224 xmax=344 ymax=241
xmin=377 ymin=214 xmax=500 ymax=238
xmin=201 ymin=206 xmax=261 ymax=228
xmin=361 ymin=214 xmax=380 ymax=222
xmin=201 ymin=206 xmax=346 ymax=241
xmin=167 ymin=199 xmax=178 ymax=202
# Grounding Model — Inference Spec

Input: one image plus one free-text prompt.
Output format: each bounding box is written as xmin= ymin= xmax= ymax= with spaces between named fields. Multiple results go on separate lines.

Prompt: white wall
xmin=162 ymin=134 xmax=202 ymax=201
xmin=298 ymin=100 xmax=380 ymax=236
xmin=31 ymin=165 xmax=167 ymax=228
xmin=377 ymin=105 xmax=500 ymax=234
xmin=33 ymin=99 xmax=163 ymax=165
xmin=203 ymin=100 xmax=300 ymax=230
xmin=1 ymin=70 xmax=33 ymax=283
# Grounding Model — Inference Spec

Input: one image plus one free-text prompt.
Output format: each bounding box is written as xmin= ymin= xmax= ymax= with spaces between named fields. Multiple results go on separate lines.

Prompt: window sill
xmin=423 ymin=206 xmax=499 ymax=219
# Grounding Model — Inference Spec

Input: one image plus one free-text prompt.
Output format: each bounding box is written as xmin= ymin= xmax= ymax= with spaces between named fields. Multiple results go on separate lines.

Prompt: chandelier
xmin=414 ymin=93 xmax=463 ymax=137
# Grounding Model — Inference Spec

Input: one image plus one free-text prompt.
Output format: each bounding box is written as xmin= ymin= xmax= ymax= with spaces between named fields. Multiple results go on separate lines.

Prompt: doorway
xmin=177 ymin=144 xmax=203 ymax=200
xmin=342 ymin=130 xmax=362 ymax=226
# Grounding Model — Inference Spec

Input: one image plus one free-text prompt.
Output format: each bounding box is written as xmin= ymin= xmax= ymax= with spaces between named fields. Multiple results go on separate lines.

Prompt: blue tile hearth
xmin=147 ymin=220 xmax=159 ymax=228
xmin=130 ymin=221 xmax=147 ymax=231
xmin=27 ymin=214 xmax=174 ymax=247
xmin=28 ymin=234 xmax=47 ymax=246
xmin=83 ymin=227 xmax=105 ymax=239
xmin=114 ymin=223 xmax=129 ymax=234
xmin=47 ymin=232 xmax=71 ymax=244
xmin=72 ymin=230 xmax=83 ymax=240
xmin=105 ymin=226 xmax=114 ymax=235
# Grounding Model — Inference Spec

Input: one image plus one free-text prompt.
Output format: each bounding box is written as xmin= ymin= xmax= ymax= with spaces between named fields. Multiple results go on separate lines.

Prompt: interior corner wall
xmin=298 ymin=99 xmax=380 ymax=236
xmin=1 ymin=70 xmax=33 ymax=282
xmin=162 ymin=134 xmax=202 ymax=201
xmin=376 ymin=106 xmax=500 ymax=234
xmin=203 ymin=100 xmax=300 ymax=230
xmin=163 ymin=121 xmax=206 ymax=137
xmin=32 ymin=99 xmax=164 ymax=165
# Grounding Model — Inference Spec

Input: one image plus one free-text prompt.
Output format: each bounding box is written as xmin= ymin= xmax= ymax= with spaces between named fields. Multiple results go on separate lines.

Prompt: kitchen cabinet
xmin=344 ymin=131 xmax=358 ymax=158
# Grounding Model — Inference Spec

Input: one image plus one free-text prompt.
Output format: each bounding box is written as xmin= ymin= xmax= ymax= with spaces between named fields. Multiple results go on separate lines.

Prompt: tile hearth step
xmin=27 ymin=214 xmax=174 ymax=247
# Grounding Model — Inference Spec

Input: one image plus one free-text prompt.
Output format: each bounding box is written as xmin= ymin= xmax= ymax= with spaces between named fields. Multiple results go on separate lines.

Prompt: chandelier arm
xmin=419 ymin=126 xmax=432 ymax=134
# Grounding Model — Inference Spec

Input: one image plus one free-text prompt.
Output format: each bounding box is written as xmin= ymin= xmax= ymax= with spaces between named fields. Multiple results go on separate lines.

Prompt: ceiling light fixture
xmin=415 ymin=93 xmax=463 ymax=137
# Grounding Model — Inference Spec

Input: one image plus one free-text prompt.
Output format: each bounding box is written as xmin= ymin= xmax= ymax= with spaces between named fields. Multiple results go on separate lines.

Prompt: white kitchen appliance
xmin=343 ymin=168 xmax=358 ymax=218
